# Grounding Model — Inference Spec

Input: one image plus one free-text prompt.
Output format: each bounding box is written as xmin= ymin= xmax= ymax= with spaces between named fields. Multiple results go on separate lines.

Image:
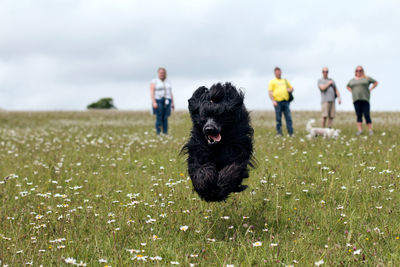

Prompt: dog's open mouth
xmin=206 ymin=133 xmax=221 ymax=144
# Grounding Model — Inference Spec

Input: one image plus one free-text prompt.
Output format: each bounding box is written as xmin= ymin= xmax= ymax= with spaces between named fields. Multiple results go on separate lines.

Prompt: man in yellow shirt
xmin=268 ymin=67 xmax=294 ymax=136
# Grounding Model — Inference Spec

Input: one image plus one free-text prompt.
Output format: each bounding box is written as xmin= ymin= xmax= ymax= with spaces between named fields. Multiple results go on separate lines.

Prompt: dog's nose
xmin=203 ymin=126 xmax=214 ymax=135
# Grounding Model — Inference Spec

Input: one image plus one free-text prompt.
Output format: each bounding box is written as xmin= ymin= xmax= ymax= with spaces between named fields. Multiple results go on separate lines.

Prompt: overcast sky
xmin=1 ymin=0 xmax=399 ymax=111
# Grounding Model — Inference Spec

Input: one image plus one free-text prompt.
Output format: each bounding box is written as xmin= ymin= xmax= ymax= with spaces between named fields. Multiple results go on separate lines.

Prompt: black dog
xmin=183 ymin=83 xmax=254 ymax=202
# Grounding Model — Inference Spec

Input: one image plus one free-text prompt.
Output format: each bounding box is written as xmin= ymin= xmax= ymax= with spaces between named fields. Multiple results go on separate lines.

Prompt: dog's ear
xmin=235 ymin=89 xmax=245 ymax=106
xmin=228 ymin=88 xmax=244 ymax=109
xmin=188 ymin=86 xmax=208 ymax=113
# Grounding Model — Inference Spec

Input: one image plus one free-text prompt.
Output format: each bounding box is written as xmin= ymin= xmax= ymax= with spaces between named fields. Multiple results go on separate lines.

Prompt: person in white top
xmin=150 ymin=67 xmax=175 ymax=135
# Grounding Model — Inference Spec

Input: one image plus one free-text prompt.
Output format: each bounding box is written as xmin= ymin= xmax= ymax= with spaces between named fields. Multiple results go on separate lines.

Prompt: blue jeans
xmin=274 ymin=101 xmax=293 ymax=135
xmin=153 ymin=98 xmax=171 ymax=134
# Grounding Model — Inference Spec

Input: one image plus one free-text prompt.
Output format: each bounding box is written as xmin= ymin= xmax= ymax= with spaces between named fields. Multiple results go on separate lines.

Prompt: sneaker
xmin=369 ymin=130 xmax=374 ymax=136
xmin=356 ymin=131 xmax=363 ymax=136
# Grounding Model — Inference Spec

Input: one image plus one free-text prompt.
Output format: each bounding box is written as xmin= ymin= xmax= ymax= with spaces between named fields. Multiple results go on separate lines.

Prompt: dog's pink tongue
xmin=209 ymin=134 xmax=221 ymax=142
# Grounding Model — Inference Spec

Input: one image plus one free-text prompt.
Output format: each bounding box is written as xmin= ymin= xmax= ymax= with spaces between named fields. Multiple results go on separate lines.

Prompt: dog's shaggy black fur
xmin=183 ymin=82 xmax=254 ymax=202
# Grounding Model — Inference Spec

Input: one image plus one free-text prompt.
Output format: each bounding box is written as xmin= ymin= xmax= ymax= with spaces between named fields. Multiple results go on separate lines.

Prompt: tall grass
xmin=0 ymin=110 xmax=399 ymax=266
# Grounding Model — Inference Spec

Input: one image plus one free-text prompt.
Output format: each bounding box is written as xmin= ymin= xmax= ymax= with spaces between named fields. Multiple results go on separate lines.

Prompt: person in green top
xmin=346 ymin=66 xmax=378 ymax=136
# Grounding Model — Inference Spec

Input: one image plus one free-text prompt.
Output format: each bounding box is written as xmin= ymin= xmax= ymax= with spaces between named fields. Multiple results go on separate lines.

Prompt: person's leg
xmin=327 ymin=118 xmax=333 ymax=128
xmin=327 ymin=102 xmax=335 ymax=128
xmin=155 ymin=99 xmax=163 ymax=135
xmin=354 ymin=101 xmax=363 ymax=134
xmin=363 ymin=101 xmax=373 ymax=133
xmin=283 ymin=101 xmax=294 ymax=135
xmin=321 ymin=102 xmax=328 ymax=128
xmin=322 ymin=117 xmax=327 ymax=128
xmin=161 ymin=108 xmax=167 ymax=134
xmin=162 ymin=101 xmax=171 ymax=134
xmin=274 ymin=102 xmax=283 ymax=135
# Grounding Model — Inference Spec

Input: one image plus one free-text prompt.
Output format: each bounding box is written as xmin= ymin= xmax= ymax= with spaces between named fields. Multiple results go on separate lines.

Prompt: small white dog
xmin=306 ymin=119 xmax=341 ymax=140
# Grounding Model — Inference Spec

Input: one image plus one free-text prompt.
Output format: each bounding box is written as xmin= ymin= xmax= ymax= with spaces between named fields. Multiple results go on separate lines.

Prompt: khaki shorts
xmin=321 ymin=102 xmax=335 ymax=118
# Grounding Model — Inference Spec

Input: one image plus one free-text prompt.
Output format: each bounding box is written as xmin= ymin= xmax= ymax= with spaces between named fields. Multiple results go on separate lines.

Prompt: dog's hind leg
xmin=216 ymin=163 xmax=248 ymax=200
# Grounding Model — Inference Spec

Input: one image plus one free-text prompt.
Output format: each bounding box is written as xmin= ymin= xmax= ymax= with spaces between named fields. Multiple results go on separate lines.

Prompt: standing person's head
xmin=355 ymin=66 xmax=366 ymax=78
xmin=274 ymin=67 xmax=282 ymax=79
xmin=158 ymin=67 xmax=167 ymax=81
xmin=322 ymin=67 xmax=329 ymax=79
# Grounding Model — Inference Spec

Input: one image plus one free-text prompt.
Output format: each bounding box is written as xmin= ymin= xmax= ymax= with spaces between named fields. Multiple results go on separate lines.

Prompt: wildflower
xmin=132 ymin=254 xmax=148 ymax=261
xmin=171 ymin=261 xmax=180 ymax=265
xmin=252 ymin=241 xmax=262 ymax=247
xmin=180 ymin=225 xmax=189 ymax=232
xmin=270 ymin=243 xmax=278 ymax=247
xmin=353 ymin=249 xmax=362 ymax=255
xmin=64 ymin=258 xmax=76 ymax=265
xmin=315 ymin=259 xmax=324 ymax=266
xmin=150 ymin=256 xmax=162 ymax=261
xmin=98 ymin=258 xmax=107 ymax=263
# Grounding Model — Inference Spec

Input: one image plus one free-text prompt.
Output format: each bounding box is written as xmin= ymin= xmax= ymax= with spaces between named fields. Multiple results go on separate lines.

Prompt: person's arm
xmin=268 ymin=90 xmax=277 ymax=107
xmin=370 ymin=81 xmax=378 ymax=92
xmin=318 ymin=80 xmax=333 ymax=91
xmin=346 ymin=86 xmax=352 ymax=92
xmin=335 ymin=88 xmax=342 ymax=105
xmin=286 ymin=79 xmax=294 ymax=93
xmin=150 ymin=83 xmax=157 ymax=109
xmin=170 ymin=92 xmax=175 ymax=111
xmin=332 ymin=81 xmax=341 ymax=104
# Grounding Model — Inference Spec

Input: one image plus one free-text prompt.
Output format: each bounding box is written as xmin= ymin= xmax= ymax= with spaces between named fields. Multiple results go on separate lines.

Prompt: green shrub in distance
xmin=87 ymin=97 xmax=116 ymax=109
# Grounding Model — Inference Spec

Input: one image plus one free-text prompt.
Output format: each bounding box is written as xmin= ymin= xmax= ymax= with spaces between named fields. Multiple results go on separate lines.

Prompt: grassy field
xmin=0 ymin=110 xmax=399 ymax=266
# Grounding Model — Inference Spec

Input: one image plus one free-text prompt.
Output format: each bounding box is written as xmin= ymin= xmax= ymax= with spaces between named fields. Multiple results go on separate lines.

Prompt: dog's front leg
xmin=189 ymin=162 xmax=221 ymax=201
